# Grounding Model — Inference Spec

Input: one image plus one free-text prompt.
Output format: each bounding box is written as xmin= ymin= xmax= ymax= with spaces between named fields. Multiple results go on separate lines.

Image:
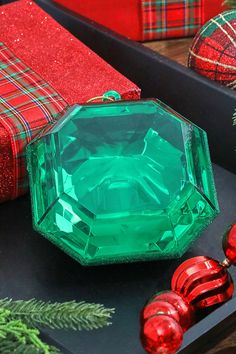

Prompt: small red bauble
xmin=141 ymin=224 xmax=236 ymax=354
xmin=171 ymin=256 xmax=234 ymax=309
xmin=150 ymin=291 xmax=194 ymax=332
xmin=141 ymin=314 xmax=183 ymax=354
xmin=142 ymin=300 xmax=180 ymax=324
xmin=223 ymin=223 xmax=236 ymax=266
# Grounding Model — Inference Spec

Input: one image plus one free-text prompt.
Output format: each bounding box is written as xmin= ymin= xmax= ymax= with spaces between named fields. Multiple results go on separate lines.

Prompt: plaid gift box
xmin=142 ymin=0 xmax=202 ymax=40
xmin=0 ymin=42 xmax=68 ymax=200
xmin=54 ymin=0 xmax=226 ymax=41
xmin=0 ymin=0 xmax=140 ymax=203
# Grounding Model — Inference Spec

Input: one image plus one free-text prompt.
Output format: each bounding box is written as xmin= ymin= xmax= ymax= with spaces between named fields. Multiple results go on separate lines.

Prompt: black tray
xmin=1 ymin=1 xmax=236 ymax=353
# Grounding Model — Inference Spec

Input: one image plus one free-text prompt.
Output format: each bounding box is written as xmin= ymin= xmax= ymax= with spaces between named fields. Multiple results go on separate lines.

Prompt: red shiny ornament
xmin=141 ymin=314 xmax=183 ymax=354
xmin=171 ymin=256 xmax=234 ymax=309
xmin=142 ymin=300 xmax=180 ymax=324
xmin=149 ymin=291 xmax=194 ymax=332
xmin=223 ymin=224 xmax=236 ymax=266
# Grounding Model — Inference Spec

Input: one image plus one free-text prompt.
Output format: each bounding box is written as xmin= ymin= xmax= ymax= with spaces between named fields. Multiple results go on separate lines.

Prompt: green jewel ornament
xmin=27 ymin=99 xmax=219 ymax=266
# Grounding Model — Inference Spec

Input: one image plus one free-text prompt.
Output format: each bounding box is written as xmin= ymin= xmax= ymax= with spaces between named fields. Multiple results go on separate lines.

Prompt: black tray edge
xmin=1 ymin=1 xmax=236 ymax=353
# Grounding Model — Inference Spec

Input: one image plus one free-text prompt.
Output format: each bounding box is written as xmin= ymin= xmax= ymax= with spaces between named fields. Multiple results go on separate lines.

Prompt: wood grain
xmin=205 ymin=330 xmax=236 ymax=354
xmin=144 ymin=37 xmax=236 ymax=354
xmin=144 ymin=38 xmax=193 ymax=67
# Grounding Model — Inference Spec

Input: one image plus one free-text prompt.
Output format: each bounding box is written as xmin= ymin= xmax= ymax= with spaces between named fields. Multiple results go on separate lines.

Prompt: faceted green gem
xmin=27 ymin=99 xmax=219 ymax=266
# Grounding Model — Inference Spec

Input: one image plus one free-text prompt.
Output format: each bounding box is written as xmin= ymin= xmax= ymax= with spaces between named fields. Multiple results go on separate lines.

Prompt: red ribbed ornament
xmin=149 ymin=291 xmax=194 ymax=332
xmin=141 ymin=314 xmax=183 ymax=354
xmin=171 ymin=256 xmax=234 ymax=309
xmin=223 ymin=224 xmax=236 ymax=266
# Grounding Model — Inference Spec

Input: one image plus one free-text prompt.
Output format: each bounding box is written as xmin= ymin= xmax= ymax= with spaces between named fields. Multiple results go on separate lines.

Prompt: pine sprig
xmin=0 ymin=309 xmax=59 ymax=354
xmin=0 ymin=338 xmax=59 ymax=354
xmin=0 ymin=298 xmax=115 ymax=331
xmin=0 ymin=340 xmax=41 ymax=354
xmin=223 ymin=0 xmax=236 ymax=8
xmin=233 ymin=110 xmax=236 ymax=126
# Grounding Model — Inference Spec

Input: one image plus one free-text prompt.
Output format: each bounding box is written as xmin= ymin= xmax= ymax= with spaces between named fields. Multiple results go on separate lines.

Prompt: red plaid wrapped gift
xmin=0 ymin=0 xmax=140 ymax=203
xmin=54 ymin=0 xmax=226 ymax=41
xmin=0 ymin=42 xmax=67 ymax=201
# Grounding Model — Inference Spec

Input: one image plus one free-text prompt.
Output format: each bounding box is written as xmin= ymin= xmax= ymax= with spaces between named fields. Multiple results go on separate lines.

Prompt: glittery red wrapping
xmin=0 ymin=0 xmax=140 ymax=202
xmin=0 ymin=124 xmax=13 ymax=203
xmin=0 ymin=0 xmax=140 ymax=104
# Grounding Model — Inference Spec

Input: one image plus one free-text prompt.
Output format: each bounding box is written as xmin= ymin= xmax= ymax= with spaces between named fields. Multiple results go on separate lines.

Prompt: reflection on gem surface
xmin=27 ymin=100 xmax=219 ymax=265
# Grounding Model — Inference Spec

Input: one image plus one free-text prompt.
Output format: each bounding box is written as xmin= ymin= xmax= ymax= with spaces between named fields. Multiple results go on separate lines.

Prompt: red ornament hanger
xmin=140 ymin=223 xmax=236 ymax=354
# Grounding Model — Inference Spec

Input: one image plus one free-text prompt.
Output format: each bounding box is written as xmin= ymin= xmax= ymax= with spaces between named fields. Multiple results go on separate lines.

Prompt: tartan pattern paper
xmin=0 ymin=42 xmax=68 ymax=199
xmin=142 ymin=0 xmax=203 ymax=41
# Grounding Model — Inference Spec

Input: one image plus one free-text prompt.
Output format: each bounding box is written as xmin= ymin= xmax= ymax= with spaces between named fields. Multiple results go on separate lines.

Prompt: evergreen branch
xmin=0 ymin=336 xmax=60 ymax=354
xmin=0 ymin=309 xmax=60 ymax=354
xmin=227 ymin=80 xmax=236 ymax=91
xmin=233 ymin=110 xmax=236 ymax=126
xmin=223 ymin=0 xmax=236 ymax=8
xmin=0 ymin=298 xmax=115 ymax=331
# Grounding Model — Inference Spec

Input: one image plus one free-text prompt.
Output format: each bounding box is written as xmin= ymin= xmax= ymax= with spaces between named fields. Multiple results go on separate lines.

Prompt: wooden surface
xmin=145 ymin=37 xmax=236 ymax=354
xmin=145 ymin=38 xmax=193 ymax=67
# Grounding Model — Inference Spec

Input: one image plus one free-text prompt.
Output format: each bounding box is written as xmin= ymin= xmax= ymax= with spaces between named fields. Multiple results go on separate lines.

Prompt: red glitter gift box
xmin=54 ymin=0 xmax=226 ymax=41
xmin=0 ymin=0 xmax=140 ymax=203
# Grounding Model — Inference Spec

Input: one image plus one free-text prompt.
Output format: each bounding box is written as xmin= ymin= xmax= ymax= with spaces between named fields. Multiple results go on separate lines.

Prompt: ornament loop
xmin=86 ymin=90 xmax=121 ymax=103
xmin=86 ymin=95 xmax=114 ymax=103
xmin=102 ymin=90 xmax=121 ymax=101
xmin=220 ymin=258 xmax=232 ymax=268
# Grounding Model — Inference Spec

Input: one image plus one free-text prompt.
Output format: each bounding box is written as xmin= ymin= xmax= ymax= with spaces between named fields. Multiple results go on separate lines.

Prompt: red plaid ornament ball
xmin=188 ymin=11 xmax=236 ymax=90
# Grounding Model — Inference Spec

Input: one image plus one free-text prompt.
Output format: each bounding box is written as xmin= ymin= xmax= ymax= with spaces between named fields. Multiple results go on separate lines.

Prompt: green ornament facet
xmin=27 ymin=99 xmax=219 ymax=266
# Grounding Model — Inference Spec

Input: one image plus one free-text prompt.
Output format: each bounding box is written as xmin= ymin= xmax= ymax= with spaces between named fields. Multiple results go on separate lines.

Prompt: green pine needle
xmin=233 ymin=110 xmax=236 ymax=126
xmin=0 ymin=298 xmax=115 ymax=353
xmin=0 ymin=309 xmax=59 ymax=354
xmin=0 ymin=338 xmax=60 ymax=354
xmin=0 ymin=298 xmax=115 ymax=331
xmin=223 ymin=0 xmax=236 ymax=8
